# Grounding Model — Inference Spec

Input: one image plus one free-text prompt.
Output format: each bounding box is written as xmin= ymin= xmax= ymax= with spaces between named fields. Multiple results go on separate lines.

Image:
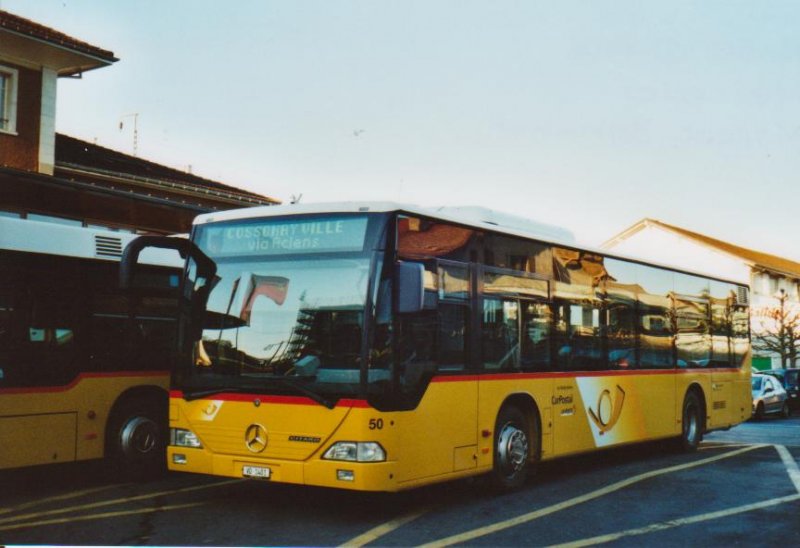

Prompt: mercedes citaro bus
xmin=121 ymin=203 xmax=751 ymax=491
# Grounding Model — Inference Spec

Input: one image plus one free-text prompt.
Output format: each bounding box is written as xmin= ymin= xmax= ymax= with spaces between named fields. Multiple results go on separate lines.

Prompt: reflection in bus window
xmin=397 ymin=216 xmax=477 ymax=262
xmin=675 ymin=296 xmax=710 ymax=367
xmin=605 ymin=284 xmax=636 ymax=369
xmin=732 ymin=304 xmax=749 ymax=367
xmin=484 ymin=234 xmax=553 ymax=277
xmin=521 ymin=301 xmax=551 ymax=371
xmin=635 ymin=264 xmax=675 ymax=369
xmin=482 ymin=298 xmax=519 ymax=370
xmin=709 ymin=281 xmax=738 ymax=368
xmin=553 ymin=281 xmax=604 ymax=370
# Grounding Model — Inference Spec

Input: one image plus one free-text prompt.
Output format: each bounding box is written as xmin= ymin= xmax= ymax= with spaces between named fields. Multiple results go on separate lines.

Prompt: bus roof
xmin=193 ymin=202 xmax=747 ymax=288
xmin=0 ymin=216 xmax=181 ymax=267
xmin=194 ymin=202 xmax=577 ymax=246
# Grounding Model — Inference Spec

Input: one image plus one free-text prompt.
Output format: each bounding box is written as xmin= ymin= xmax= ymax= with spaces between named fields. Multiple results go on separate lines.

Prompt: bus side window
xmin=0 ymin=254 xmax=83 ymax=388
xmin=482 ymin=297 xmax=519 ymax=371
xmin=397 ymin=262 xmax=469 ymax=387
xmin=520 ymin=301 xmax=551 ymax=371
xmin=553 ymin=293 xmax=604 ymax=370
xmin=438 ymin=303 xmax=467 ymax=370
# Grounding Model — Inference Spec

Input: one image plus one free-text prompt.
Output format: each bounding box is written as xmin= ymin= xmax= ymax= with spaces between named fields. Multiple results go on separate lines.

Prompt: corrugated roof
xmin=617 ymin=218 xmax=800 ymax=278
xmin=55 ymin=133 xmax=279 ymax=206
xmin=0 ymin=10 xmax=117 ymax=62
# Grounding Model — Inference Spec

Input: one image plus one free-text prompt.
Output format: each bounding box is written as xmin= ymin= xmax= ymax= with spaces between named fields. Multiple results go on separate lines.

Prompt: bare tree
xmin=753 ymin=289 xmax=800 ymax=368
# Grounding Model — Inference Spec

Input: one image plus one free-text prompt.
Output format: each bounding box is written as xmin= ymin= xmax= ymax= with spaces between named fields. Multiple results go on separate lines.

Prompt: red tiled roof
xmin=615 ymin=218 xmax=800 ymax=278
xmin=0 ymin=10 xmax=117 ymax=62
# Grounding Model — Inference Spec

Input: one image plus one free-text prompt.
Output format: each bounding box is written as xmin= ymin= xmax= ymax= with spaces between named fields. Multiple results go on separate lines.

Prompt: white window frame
xmin=0 ymin=65 xmax=19 ymax=135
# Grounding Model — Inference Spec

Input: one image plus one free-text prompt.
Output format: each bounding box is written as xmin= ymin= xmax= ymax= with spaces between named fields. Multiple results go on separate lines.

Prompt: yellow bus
xmin=123 ymin=203 xmax=751 ymax=491
xmin=0 ymin=216 xmax=179 ymax=474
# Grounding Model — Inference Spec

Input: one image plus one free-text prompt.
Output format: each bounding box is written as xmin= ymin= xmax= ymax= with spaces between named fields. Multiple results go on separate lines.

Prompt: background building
xmin=603 ymin=218 xmax=800 ymax=370
xmin=1 ymin=9 xmax=277 ymax=234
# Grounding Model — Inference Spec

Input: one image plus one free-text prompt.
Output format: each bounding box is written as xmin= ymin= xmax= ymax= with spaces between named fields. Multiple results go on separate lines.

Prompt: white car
xmin=752 ymin=373 xmax=790 ymax=419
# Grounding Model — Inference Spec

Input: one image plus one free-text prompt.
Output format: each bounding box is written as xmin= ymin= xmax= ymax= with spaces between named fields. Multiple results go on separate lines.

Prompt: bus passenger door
xmin=395 ymin=262 xmax=478 ymax=484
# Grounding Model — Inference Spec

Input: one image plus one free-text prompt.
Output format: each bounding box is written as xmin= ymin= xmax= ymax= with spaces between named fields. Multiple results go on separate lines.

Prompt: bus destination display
xmin=202 ymin=216 xmax=369 ymax=256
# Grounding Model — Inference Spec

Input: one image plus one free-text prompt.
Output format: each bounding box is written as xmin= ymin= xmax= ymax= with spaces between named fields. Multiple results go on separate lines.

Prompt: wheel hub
xmin=120 ymin=416 xmax=158 ymax=456
xmin=497 ymin=422 xmax=529 ymax=476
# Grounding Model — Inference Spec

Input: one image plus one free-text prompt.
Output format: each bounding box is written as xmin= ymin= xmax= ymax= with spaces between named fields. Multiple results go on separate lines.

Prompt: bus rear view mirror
xmin=120 ymin=236 xmax=216 ymax=291
xmin=397 ymin=261 xmax=425 ymax=314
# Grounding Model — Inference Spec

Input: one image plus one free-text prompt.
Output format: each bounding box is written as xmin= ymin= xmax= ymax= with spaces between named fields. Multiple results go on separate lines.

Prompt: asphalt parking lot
xmin=1 ymin=417 xmax=799 ymax=546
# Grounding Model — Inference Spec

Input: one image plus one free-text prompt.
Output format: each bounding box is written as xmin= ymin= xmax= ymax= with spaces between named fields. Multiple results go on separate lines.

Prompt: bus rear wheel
xmin=106 ymin=397 xmax=166 ymax=478
xmin=679 ymin=391 xmax=703 ymax=452
xmin=490 ymin=406 xmax=532 ymax=491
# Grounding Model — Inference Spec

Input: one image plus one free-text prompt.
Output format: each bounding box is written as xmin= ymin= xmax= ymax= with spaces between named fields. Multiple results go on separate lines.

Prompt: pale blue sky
xmin=4 ymin=0 xmax=800 ymax=259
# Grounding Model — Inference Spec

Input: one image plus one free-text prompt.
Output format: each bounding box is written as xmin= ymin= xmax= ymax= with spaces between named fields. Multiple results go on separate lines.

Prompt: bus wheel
xmin=107 ymin=398 xmax=166 ymax=478
xmin=491 ymin=406 xmax=531 ymax=491
xmin=679 ymin=391 xmax=703 ymax=452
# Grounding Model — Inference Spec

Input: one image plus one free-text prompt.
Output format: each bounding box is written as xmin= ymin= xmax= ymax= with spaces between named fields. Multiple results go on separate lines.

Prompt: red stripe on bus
xmin=432 ymin=367 xmax=743 ymax=383
xmin=169 ymin=390 xmax=370 ymax=408
xmin=168 ymin=366 xmax=744 ymax=404
xmin=0 ymin=370 xmax=169 ymax=395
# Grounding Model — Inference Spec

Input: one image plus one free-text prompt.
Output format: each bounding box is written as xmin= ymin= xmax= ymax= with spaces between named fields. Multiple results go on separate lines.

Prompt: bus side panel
xmin=0 ymin=413 xmax=76 ymax=468
xmin=0 ymin=373 xmax=168 ymax=469
xmin=632 ymin=372 xmax=676 ymax=441
xmin=553 ymin=372 xmax=677 ymax=457
xmin=710 ymin=366 xmax=751 ymax=428
xmin=475 ymin=373 xmax=679 ymax=463
xmin=395 ymin=379 xmax=478 ymax=484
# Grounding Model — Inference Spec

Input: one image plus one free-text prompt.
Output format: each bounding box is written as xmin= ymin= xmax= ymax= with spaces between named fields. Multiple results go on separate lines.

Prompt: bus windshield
xmin=179 ymin=214 xmax=386 ymax=400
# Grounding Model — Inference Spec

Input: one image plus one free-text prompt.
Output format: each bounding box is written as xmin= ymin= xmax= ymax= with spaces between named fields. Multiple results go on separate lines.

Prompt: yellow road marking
xmin=339 ymin=508 xmax=429 ymax=547
xmin=698 ymin=442 xmax=752 ymax=450
xmin=0 ymin=479 xmax=241 ymax=525
xmin=418 ymin=444 xmax=763 ymax=548
xmin=775 ymin=444 xmax=800 ymax=494
xmin=0 ymin=484 xmax=127 ymax=516
xmin=0 ymin=502 xmax=204 ymax=533
xmin=551 ymin=493 xmax=800 ymax=548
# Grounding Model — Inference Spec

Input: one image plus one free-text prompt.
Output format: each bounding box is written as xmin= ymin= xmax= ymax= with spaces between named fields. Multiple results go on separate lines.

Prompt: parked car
xmin=762 ymin=368 xmax=800 ymax=415
xmin=752 ymin=373 xmax=790 ymax=419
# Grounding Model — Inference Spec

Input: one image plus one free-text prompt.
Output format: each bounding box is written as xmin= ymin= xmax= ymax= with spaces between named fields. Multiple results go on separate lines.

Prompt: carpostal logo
xmin=587 ymin=385 xmax=625 ymax=435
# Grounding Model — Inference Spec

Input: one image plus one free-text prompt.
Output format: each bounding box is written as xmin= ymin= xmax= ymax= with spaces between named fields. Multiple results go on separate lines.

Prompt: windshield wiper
xmin=183 ymin=386 xmax=253 ymax=401
xmin=257 ymin=376 xmax=335 ymax=409
xmin=182 ymin=378 xmax=335 ymax=409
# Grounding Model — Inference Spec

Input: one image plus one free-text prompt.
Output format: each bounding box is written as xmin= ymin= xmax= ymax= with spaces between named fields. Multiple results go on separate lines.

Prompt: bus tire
xmin=106 ymin=396 xmax=167 ymax=478
xmin=490 ymin=405 xmax=532 ymax=491
xmin=679 ymin=391 xmax=703 ymax=452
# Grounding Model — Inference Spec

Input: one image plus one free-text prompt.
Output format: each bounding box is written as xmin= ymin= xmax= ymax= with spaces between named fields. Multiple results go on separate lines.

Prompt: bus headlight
xmin=323 ymin=442 xmax=386 ymax=462
xmin=171 ymin=428 xmax=203 ymax=448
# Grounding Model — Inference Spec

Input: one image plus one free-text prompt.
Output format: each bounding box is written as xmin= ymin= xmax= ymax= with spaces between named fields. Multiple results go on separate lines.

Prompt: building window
xmin=0 ymin=65 xmax=19 ymax=134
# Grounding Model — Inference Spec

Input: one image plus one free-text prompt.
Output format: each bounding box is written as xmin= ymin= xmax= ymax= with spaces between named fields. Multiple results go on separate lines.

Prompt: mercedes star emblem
xmin=244 ymin=423 xmax=268 ymax=453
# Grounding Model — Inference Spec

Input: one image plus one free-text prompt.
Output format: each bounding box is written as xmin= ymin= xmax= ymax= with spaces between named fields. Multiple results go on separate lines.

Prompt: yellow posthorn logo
xmin=588 ymin=385 xmax=626 ymax=435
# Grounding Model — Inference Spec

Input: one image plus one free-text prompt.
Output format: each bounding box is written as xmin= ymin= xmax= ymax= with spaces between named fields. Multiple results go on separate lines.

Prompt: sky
xmin=3 ymin=0 xmax=800 ymax=260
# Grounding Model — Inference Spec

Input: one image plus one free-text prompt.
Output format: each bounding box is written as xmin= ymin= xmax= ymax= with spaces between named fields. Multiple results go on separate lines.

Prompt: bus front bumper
xmin=167 ymin=446 xmax=398 ymax=492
